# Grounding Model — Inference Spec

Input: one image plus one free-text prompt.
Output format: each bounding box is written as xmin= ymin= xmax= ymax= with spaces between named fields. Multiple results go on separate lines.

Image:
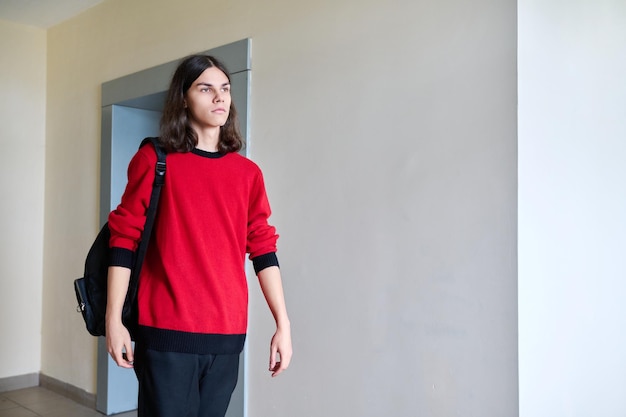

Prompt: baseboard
xmin=0 ymin=373 xmax=39 ymax=392
xmin=39 ymin=373 xmax=96 ymax=409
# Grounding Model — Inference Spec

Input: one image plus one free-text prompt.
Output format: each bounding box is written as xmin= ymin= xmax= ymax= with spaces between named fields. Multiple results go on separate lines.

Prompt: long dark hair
xmin=159 ymin=55 xmax=243 ymax=153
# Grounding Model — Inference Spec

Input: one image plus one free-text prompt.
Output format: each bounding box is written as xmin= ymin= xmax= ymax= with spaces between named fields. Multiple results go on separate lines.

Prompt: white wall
xmin=519 ymin=1 xmax=626 ymax=416
xmin=0 ymin=19 xmax=46 ymax=380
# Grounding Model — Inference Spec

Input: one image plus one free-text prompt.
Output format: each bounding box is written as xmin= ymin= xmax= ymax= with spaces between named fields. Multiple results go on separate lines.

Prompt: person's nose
xmin=214 ymin=91 xmax=224 ymax=103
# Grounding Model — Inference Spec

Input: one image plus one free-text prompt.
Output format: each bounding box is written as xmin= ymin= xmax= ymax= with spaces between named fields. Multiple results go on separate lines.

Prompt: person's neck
xmin=195 ymin=127 xmax=220 ymax=152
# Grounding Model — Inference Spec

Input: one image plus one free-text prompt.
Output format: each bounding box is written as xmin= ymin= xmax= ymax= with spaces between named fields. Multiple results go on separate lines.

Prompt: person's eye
xmin=221 ymin=86 xmax=230 ymax=93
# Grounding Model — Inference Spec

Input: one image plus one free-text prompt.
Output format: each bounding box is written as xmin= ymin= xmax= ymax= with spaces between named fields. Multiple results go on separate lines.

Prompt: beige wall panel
xmin=0 ymin=19 xmax=46 ymax=380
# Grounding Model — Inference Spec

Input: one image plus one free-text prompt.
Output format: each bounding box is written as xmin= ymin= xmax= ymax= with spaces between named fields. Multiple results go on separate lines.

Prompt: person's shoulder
xmin=127 ymin=140 xmax=159 ymax=174
xmin=225 ymin=152 xmax=262 ymax=173
xmin=136 ymin=140 xmax=160 ymax=161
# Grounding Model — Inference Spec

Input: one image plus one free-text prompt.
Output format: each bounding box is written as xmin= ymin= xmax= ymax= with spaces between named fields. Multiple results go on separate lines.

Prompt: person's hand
xmin=106 ymin=320 xmax=134 ymax=368
xmin=269 ymin=325 xmax=292 ymax=377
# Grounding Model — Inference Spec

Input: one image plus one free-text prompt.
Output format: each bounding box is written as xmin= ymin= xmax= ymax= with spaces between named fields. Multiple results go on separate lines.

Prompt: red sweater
xmin=108 ymin=144 xmax=279 ymax=354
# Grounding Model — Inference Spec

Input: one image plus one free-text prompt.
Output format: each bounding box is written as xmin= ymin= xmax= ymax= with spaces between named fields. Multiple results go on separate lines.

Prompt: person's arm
xmin=104 ymin=145 xmax=157 ymax=368
xmin=105 ymin=266 xmax=134 ymax=368
xmin=257 ymin=265 xmax=292 ymax=377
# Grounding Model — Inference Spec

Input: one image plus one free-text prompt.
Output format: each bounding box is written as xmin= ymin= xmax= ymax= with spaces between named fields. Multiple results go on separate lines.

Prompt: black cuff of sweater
xmin=110 ymin=247 xmax=134 ymax=269
xmin=252 ymin=252 xmax=279 ymax=274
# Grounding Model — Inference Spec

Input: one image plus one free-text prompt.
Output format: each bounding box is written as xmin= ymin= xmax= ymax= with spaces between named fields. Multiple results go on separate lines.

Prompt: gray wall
xmin=245 ymin=1 xmax=518 ymax=416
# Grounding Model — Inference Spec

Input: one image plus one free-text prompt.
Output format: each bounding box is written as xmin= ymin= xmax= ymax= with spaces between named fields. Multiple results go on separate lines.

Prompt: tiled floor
xmin=0 ymin=387 xmax=136 ymax=417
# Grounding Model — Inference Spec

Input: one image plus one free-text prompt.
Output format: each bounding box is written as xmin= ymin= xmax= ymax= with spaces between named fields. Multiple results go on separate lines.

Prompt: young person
xmin=105 ymin=55 xmax=292 ymax=417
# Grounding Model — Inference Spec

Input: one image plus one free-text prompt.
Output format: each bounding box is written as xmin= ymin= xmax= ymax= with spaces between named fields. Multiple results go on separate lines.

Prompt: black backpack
xmin=74 ymin=137 xmax=166 ymax=339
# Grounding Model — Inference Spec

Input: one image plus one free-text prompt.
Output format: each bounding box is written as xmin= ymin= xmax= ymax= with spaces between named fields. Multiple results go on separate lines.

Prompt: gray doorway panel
xmin=99 ymin=39 xmax=251 ymax=416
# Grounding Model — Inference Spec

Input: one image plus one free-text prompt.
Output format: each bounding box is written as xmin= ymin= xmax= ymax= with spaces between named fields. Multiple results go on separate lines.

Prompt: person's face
xmin=184 ymin=66 xmax=231 ymax=130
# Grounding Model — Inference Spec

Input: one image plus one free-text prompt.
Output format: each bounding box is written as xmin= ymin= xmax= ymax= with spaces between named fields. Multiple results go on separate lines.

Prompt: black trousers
xmin=134 ymin=345 xmax=240 ymax=417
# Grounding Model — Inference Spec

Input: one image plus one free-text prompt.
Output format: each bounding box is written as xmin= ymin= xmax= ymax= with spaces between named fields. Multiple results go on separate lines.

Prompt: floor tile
xmin=0 ymin=395 xmax=20 ymax=411
xmin=43 ymin=403 xmax=104 ymax=417
xmin=3 ymin=387 xmax=64 ymax=405
xmin=115 ymin=411 xmax=138 ymax=417
xmin=1 ymin=386 xmax=120 ymax=417
xmin=0 ymin=406 xmax=39 ymax=417
xmin=23 ymin=396 xmax=85 ymax=415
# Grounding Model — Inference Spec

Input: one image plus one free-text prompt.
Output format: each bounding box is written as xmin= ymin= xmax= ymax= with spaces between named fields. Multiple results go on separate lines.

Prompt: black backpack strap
xmin=140 ymin=137 xmax=167 ymax=186
xmin=125 ymin=138 xmax=167 ymax=321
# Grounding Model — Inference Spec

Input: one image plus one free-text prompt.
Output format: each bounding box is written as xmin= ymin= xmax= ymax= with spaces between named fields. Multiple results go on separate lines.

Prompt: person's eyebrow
xmin=196 ymin=82 xmax=230 ymax=87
